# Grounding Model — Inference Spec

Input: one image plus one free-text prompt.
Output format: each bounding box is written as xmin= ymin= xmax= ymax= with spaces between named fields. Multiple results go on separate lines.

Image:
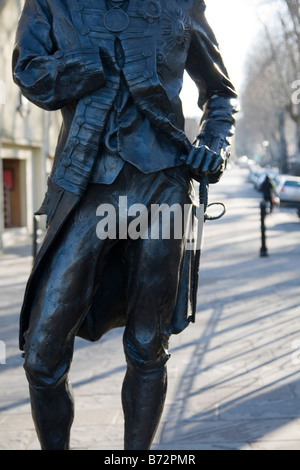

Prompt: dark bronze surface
xmin=12 ymin=0 xmax=237 ymax=450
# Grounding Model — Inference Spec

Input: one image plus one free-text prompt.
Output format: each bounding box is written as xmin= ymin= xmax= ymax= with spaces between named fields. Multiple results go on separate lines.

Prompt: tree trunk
xmin=278 ymin=110 xmax=289 ymax=174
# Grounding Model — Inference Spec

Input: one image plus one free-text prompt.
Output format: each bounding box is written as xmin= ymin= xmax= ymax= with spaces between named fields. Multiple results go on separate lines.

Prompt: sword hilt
xmin=199 ymin=175 xmax=226 ymax=222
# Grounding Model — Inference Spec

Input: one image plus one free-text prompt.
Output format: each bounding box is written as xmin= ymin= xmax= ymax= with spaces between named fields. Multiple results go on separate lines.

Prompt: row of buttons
xmin=54 ymin=44 xmax=164 ymax=74
xmin=61 ymin=112 xmax=177 ymax=169
xmin=55 ymin=63 xmax=158 ymax=85
xmin=57 ymin=66 xmax=160 ymax=82
xmin=62 ymin=106 xmax=85 ymax=166
xmin=54 ymin=50 xmax=69 ymax=87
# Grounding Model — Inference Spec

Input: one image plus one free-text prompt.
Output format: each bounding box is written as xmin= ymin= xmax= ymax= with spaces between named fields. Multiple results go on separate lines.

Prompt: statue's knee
xmin=24 ymin=349 xmax=67 ymax=389
xmin=123 ymin=332 xmax=170 ymax=370
xmin=24 ymin=355 xmax=45 ymax=387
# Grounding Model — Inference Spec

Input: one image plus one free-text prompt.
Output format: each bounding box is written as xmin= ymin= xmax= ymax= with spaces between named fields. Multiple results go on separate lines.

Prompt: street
xmin=0 ymin=167 xmax=300 ymax=450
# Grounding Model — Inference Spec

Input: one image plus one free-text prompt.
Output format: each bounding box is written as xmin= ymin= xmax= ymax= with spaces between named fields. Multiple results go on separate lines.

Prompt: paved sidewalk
xmin=0 ymin=168 xmax=300 ymax=450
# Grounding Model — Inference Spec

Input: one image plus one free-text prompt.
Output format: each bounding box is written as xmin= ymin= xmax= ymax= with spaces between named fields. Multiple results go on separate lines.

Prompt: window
xmin=284 ymin=181 xmax=300 ymax=188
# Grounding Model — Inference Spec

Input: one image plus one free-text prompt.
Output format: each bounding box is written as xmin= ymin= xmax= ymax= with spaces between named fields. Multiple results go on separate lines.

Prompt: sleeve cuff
xmin=53 ymin=47 xmax=105 ymax=91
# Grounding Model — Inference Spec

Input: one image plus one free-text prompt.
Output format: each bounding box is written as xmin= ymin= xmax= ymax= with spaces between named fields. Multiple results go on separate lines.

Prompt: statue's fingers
xmin=200 ymin=150 xmax=218 ymax=173
xmin=209 ymin=153 xmax=224 ymax=173
xmin=185 ymin=146 xmax=206 ymax=167
xmin=189 ymin=147 xmax=207 ymax=171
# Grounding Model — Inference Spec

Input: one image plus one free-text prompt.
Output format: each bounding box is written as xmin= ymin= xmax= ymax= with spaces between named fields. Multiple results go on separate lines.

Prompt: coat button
xmin=76 ymin=116 xmax=85 ymax=126
xmin=70 ymin=137 xmax=79 ymax=146
xmin=56 ymin=61 xmax=66 ymax=72
xmin=62 ymin=157 xmax=71 ymax=168
xmin=60 ymin=76 xmax=71 ymax=87
xmin=143 ymin=70 xmax=153 ymax=79
xmin=81 ymin=26 xmax=90 ymax=35
xmin=54 ymin=50 xmax=63 ymax=59
xmin=142 ymin=49 xmax=152 ymax=58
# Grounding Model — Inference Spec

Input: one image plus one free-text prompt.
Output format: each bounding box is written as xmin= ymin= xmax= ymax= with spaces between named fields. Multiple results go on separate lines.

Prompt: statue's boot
xmin=29 ymin=379 xmax=74 ymax=450
xmin=122 ymin=364 xmax=167 ymax=450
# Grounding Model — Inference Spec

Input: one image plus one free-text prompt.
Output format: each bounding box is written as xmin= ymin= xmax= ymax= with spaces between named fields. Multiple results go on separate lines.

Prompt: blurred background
xmin=0 ymin=0 xmax=300 ymax=249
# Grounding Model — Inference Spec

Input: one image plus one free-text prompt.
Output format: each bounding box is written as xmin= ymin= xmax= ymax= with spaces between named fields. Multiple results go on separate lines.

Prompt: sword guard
xmin=199 ymin=175 xmax=226 ymax=222
xmin=205 ymin=202 xmax=226 ymax=221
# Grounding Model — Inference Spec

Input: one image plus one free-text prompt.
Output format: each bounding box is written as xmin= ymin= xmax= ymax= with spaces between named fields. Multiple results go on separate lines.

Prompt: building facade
xmin=0 ymin=0 xmax=60 ymax=251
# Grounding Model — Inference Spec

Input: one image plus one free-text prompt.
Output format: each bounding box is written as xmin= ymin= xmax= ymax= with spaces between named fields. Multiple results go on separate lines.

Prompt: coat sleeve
xmin=12 ymin=0 xmax=106 ymax=111
xmin=186 ymin=0 xmax=238 ymax=154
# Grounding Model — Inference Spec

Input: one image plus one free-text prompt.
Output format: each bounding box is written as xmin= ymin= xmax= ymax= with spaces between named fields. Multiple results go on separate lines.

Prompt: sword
xmin=191 ymin=175 xmax=226 ymax=323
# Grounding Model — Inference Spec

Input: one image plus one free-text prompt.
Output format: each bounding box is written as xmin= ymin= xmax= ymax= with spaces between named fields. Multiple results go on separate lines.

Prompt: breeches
xmin=23 ymin=164 xmax=192 ymax=388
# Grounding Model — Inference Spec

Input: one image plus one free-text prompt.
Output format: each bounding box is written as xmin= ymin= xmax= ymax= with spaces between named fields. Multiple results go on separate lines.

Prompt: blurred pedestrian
xmin=261 ymin=174 xmax=275 ymax=213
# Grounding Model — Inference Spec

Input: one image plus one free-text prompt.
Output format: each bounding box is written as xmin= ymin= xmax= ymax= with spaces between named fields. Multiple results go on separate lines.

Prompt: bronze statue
xmin=12 ymin=0 xmax=237 ymax=450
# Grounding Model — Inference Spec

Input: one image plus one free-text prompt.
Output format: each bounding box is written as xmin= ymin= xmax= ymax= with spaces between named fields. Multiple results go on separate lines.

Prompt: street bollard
xmin=260 ymin=200 xmax=268 ymax=257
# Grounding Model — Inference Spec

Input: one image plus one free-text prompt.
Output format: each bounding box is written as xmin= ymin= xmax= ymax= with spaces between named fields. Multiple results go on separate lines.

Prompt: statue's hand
xmin=180 ymin=145 xmax=224 ymax=184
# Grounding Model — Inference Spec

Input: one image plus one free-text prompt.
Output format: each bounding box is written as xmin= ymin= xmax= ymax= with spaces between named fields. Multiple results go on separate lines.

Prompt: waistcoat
xmin=90 ymin=0 xmax=184 ymax=184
